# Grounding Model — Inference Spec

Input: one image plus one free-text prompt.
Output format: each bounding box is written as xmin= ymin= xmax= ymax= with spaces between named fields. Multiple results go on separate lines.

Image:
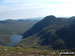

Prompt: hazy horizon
xmin=0 ymin=0 xmax=75 ymax=20
xmin=0 ymin=17 xmax=44 ymax=21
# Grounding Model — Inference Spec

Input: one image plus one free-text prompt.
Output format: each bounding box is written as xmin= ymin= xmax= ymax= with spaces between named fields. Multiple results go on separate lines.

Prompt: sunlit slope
xmin=0 ymin=19 xmax=39 ymax=46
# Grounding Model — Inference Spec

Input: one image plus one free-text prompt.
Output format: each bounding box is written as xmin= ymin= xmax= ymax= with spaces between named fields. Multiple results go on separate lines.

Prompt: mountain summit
xmin=23 ymin=15 xmax=56 ymax=38
xmin=19 ymin=15 xmax=75 ymax=49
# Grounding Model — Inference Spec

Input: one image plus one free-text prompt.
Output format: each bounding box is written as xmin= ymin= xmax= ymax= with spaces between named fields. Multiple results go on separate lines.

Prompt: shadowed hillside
xmin=17 ymin=15 xmax=75 ymax=50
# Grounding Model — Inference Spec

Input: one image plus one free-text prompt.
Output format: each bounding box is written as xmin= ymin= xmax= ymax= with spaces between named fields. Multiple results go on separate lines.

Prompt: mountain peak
xmin=20 ymin=15 xmax=75 ymax=49
xmin=47 ymin=15 xmax=56 ymax=18
xmin=43 ymin=15 xmax=56 ymax=21
xmin=23 ymin=15 xmax=57 ymax=38
xmin=69 ymin=16 xmax=75 ymax=19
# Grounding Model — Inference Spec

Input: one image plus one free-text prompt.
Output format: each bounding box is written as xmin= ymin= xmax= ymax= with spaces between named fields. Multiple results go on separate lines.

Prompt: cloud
xmin=0 ymin=0 xmax=75 ymax=20
xmin=0 ymin=0 xmax=65 ymax=11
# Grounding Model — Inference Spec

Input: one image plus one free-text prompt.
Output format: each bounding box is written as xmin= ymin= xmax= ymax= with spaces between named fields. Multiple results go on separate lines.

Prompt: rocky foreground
xmin=0 ymin=46 xmax=59 ymax=56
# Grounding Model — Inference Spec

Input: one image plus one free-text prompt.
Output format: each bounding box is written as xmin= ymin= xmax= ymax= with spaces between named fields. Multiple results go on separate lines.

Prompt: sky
xmin=0 ymin=0 xmax=75 ymax=20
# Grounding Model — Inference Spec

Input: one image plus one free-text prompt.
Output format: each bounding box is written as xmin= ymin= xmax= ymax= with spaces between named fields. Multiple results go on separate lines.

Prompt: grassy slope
xmin=0 ymin=46 xmax=58 ymax=56
xmin=0 ymin=20 xmax=39 ymax=46
xmin=0 ymin=46 xmax=74 ymax=56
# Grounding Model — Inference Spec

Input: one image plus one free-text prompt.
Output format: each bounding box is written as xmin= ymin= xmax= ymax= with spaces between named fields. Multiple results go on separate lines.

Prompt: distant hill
xmin=18 ymin=15 xmax=75 ymax=50
xmin=0 ymin=19 xmax=39 ymax=46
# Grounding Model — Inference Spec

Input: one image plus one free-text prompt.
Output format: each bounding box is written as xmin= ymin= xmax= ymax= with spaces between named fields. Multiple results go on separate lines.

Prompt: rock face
xmin=19 ymin=15 xmax=75 ymax=49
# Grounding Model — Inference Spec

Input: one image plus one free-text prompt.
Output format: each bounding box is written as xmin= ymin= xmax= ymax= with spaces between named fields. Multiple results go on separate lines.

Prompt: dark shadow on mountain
xmin=23 ymin=15 xmax=56 ymax=38
xmin=56 ymin=22 xmax=75 ymax=49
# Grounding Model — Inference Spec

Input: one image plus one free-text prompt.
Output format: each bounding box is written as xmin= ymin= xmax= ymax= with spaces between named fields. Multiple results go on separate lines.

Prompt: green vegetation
xmin=18 ymin=15 xmax=75 ymax=50
xmin=0 ymin=46 xmax=74 ymax=56
xmin=0 ymin=19 xmax=39 ymax=46
xmin=0 ymin=15 xmax=75 ymax=51
xmin=0 ymin=16 xmax=75 ymax=55
xmin=0 ymin=46 xmax=58 ymax=56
